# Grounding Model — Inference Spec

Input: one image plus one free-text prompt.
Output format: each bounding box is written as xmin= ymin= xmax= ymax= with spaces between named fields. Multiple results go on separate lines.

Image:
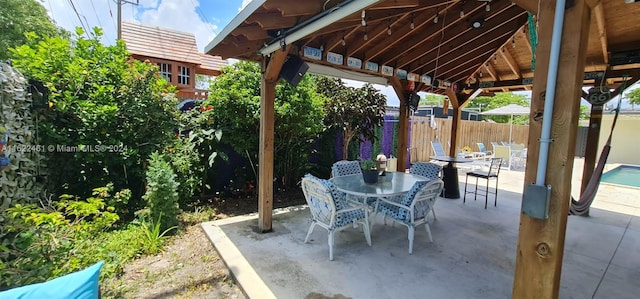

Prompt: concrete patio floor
xmin=202 ymin=159 xmax=640 ymax=299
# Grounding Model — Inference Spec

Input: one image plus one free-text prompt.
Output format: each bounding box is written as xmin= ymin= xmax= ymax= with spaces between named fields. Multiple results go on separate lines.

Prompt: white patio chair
xmin=373 ymin=179 xmax=444 ymax=254
xmin=301 ymin=174 xmax=372 ymax=261
xmin=331 ymin=160 xmax=362 ymax=177
xmin=409 ymin=162 xmax=442 ymax=220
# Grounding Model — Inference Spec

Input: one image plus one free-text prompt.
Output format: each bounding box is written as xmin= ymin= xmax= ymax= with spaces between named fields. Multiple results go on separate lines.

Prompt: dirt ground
xmin=102 ymin=190 xmax=306 ymax=299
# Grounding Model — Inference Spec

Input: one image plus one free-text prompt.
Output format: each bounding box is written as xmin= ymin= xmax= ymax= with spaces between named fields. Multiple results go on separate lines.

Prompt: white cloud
xmin=137 ymin=0 xmax=217 ymax=52
xmin=239 ymin=0 xmax=252 ymax=12
xmin=43 ymin=0 xmax=217 ymax=52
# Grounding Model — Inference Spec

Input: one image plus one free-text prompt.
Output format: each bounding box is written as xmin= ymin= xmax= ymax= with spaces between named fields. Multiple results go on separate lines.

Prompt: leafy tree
xmin=0 ymin=0 xmax=63 ymax=61
xmin=206 ymin=61 xmax=325 ymax=189
xmin=467 ymin=92 xmax=530 ymax=125
xmin=628 ymin=87 xmax=640 ymax=106
xmin=10 ymin=28 xmax=176 ymax=210
xmin=317 ymin=77 xmax=387 ymax=160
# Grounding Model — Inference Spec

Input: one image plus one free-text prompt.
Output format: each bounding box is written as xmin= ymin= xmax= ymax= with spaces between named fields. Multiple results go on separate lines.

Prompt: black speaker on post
xmin=279 ymin=55 xmax=309 ymax=87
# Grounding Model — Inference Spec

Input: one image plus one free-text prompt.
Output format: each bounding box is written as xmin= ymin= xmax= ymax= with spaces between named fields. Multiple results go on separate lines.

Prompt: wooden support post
xmin=512 ymin=0 xmax=592 ymax=297
xmin=258 ymin=47 xmax=290 ymax=233
xmin=580 ymin=105 xmax=603 ymax=206
xmin=445 ymin=88 xmax=468 ymax=157
xmin=390 ymin=78 xmax=409 ymax=172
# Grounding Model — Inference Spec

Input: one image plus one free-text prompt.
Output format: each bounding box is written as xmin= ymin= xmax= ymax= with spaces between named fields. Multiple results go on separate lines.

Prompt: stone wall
xmin=0 ymin=63 xmax=43 ymax=209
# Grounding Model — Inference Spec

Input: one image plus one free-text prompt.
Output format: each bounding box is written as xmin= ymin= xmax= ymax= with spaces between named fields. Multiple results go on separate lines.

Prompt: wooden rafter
xmin=594 ymin=3 xmax=609 ymax=64
xmin=484 ymin=63 xmax=499 ymax=81
xmin=379 ymin=1 xmax=487 ymax=66
xmin=244 ymin=12 xmax=298 ymax=30
xmin=262 ymin=0 xmax=323 ymax=16
xmin=325 ymin=26 xmax=361 ymax=53
xmin=500 ymin=47 xmax=522 ymax=77
xmin=412 ymin=11 xmax=527 ymax=74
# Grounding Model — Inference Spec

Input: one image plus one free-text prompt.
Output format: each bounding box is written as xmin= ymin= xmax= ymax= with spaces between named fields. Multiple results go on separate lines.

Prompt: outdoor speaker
xmin=279 ymin=55 xmax=309 ymax=87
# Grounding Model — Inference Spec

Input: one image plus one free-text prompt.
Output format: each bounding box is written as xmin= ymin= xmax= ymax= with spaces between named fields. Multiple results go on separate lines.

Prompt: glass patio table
xmin=329 ymin=172 xmax=428 ymax=198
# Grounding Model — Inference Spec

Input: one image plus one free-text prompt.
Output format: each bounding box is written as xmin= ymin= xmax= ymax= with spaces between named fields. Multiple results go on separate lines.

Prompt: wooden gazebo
xmin=205 ymin=0 xmax=640 ymax=297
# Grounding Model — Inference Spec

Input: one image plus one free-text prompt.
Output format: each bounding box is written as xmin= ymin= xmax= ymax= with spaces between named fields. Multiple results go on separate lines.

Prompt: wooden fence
xmin=409 ymin=116 xmax=529 ymax=162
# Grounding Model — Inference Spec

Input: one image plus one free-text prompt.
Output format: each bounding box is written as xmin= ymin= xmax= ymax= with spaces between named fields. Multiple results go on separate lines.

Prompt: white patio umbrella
xmin=480 ymin=104 xmax=530 ymax=144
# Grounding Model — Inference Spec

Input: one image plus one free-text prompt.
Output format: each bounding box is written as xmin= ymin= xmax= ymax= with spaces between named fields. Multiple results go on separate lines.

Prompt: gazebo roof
xmin=205 ymin=0 xmax=640 ymax=95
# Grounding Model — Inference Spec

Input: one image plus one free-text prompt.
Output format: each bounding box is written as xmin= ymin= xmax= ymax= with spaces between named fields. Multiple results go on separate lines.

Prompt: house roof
xmin=204 ymin=0 xmax=640 ymax=95
xmin=122 ymin=21 xmax=227 ymax=74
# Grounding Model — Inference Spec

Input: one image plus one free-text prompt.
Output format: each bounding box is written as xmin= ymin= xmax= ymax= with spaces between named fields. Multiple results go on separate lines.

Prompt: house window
xmin=158 ymin=63 xmax=172 ymax=82
xmin=178 ymin=66 xmax=190 ymax=85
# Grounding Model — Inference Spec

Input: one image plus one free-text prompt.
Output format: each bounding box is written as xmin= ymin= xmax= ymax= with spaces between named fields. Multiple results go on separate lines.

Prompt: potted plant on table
xmin=361 ymin=159 xmax=379 ymax=184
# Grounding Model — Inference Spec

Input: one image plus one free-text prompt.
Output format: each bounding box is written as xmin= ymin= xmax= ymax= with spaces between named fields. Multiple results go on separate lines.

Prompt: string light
xmin=460 ymin=1 xmax=465 ymax=18
xmin=387 ymin=20 xmax=392 ymax=35
xmin=486 ymin=2 xmax=490 ymax=11
xmin=512 ymin=38 xmax=516 ymax=48
xmin=434 ymin=8 xmax=439 ymax=23
xmin=410 ymin=13 xmax=415 ymax=30
xmin=493 ymin=55 xmax=497 ymax=64
xmin=479 ymin=71 xmax=483 ymax=78
xmin=341 ymin=36 xmax=346 ymax=46
xmin=361 ymin=10 xmax=366 ymax=26
xmin=364 ymin=26 xmax=368 ymax=41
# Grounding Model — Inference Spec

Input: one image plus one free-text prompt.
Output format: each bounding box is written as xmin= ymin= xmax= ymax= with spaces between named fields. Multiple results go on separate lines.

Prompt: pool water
xmin=601 ymin=165 xmax=640 ymax=188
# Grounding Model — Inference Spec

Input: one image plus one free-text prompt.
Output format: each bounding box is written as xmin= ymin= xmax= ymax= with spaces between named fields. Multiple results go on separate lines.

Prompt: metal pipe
xmin=259 ymin=0 xmax=381 ymax=56
xmin=536 ymin=0 xmax=566 ymax=185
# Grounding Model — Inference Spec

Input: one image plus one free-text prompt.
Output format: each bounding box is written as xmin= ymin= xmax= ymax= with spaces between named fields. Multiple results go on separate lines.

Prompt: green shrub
xmin=0 ymin=187 xmax=123 ymax=288
xmin=143 ymin=152 xmax=180 ymax=231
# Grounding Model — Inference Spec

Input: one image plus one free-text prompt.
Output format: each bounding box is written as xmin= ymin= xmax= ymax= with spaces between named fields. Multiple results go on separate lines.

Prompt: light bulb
xmin=387 ymin=26 xmax=392 ymax=35
xmin=410 ymin=21 xmax=415 ymax=29
xmin=512 ymin=38 xmax=516 ymax=48
xmin=460 ymin=9 xmax=464 ymax=18
xmin=364 ymin=33 xmax=368 ymax=40
xmin=493 ymin=55 xmax=497 ymax=63
xmin=341 ymin=38 xmax=346 ymax=46
xmin=434 ymin=14 xmax=439 ymax=23
xmin=486 ymin=3 xmax=490 ymax=11
xmin=362 ymin=19 xmax=367 ymax=26
xmin=479 ymin=71 xmax=483 ymax=77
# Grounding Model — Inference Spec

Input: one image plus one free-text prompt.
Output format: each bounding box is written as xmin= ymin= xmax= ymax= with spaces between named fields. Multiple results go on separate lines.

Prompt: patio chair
xmin=430 ymin=141 xmax=447 ymax=156
xmin=301 ymin=174 xmax=372 ymax=261
xmin=463 ymin=158 xmax=503 ymax=209
xmin=331 ymin=160 xmax=375 ymax=206
xmin=409 ymin=162 xmax=442 ymax=220
xmin=493 ymin=146 xmax=512 ymax=170
xmin=373 ymin=179 xmax=444 ymax=254
xmin=331 ymin=160 xmax=362 ymax=177
xmin=476 ymin=142 xmax=493 ymax=160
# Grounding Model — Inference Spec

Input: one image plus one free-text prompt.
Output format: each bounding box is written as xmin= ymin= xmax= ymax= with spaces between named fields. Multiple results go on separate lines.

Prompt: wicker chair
xmin=301 ymin=174 xmax=371 ymax=260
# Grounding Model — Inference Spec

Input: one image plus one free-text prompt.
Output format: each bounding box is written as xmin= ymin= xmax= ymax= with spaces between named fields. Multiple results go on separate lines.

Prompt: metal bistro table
xmin=330 ymin=172 xmax=428 ymax=199
xmin=430 ymin=155 xmax=473 ymax=199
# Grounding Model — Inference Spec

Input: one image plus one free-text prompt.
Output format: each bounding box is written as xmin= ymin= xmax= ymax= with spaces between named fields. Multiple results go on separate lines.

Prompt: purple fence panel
xmin=406 ymin=117 xmax=412 ymax=169
xmin=335 ymin=130 xmax=343 ymax=161
xmin=382 ymin=115 xmax=395 ymax=157
xmin=360 ymin=137 xmax=372 ymax=160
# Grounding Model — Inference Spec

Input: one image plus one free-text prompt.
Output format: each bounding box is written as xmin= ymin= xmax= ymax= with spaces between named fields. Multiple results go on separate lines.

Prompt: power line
xmin=67 ymin=0 xmax=90 ymax=36
xmin=190 ymin=0 xmax=217 ymax=35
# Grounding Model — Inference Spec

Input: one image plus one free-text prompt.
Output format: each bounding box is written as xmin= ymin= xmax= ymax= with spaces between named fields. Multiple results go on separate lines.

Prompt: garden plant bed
xmin=101 ymin=189 xmax=305 ymax=298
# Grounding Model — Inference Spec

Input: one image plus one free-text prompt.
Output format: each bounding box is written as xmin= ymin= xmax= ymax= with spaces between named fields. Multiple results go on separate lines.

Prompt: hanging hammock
xmin=570 ymin=77 xmax=627 ymax=215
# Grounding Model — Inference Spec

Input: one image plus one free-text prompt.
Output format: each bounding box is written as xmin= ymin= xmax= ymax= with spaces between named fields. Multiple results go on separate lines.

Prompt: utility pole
xmin=116 ymin=0 xmax=139 ymax=40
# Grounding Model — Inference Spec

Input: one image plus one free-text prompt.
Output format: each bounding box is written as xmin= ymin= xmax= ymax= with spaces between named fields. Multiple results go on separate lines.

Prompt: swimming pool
xmin=601 ymin=165 xmax=640 ymax=188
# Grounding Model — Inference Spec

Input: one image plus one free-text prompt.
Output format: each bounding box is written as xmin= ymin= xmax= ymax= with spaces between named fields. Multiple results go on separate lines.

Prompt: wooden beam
xmin=513 ymin=0 xmax=593 ymax=298
xmin=245 ymin=12 xmax=297 ymax=30
xmin=390 ymin=77 xmax=409 ymax=172
xmin=593 ymin=3 xmax=609 ymax=64
xmin=263 ymin=0 xmax=322 ymax=17
xmin=580 ymin=104 xmax=603 ymax=212
xmin=409 ymin=9 xmax=528 ymax=73
xmin=258 ymin=47 xmax=290 ymax=233
xmin=264 ymin=45 xmax=291 ymax=83
xmin=394 ymin=1 xmax=517 ymax=69
xmin=511 ymin=0 xmax=538 ymax=14
xmin=231 ymin=25 xmax=271 ymax=40
xmin=445 ymin=88 xmax=462 ymax=157
xmin=500 ymin=47 xmax=522 ymax=78
xmin=522 ymin=26 xmax=533 ymax=55
xmin=484 ymin=63 xmax=499 ymax=81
